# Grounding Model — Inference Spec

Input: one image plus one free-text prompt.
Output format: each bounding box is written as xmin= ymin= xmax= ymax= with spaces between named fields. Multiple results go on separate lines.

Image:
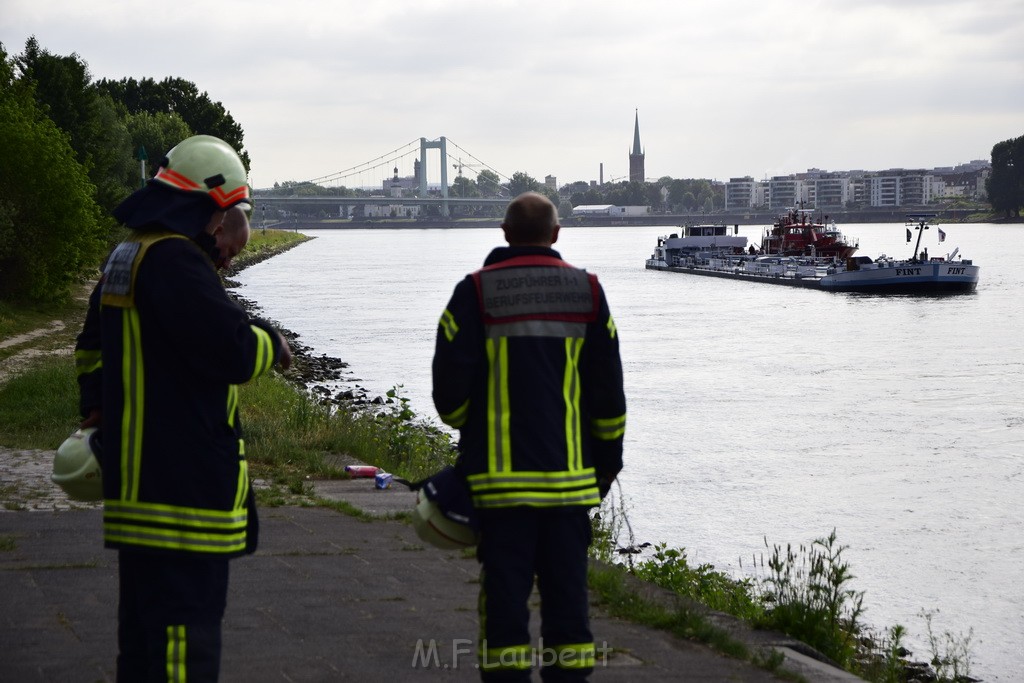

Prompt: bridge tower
xmin=419 ymin=137 xmax=450 ymax=216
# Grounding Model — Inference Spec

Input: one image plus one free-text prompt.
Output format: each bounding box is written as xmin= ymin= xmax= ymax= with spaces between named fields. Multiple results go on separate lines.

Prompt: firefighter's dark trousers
xmin=116 ymin=550 xmax=229 ymax=682
xmin=477 ymin=506 xmax=595 ymax=682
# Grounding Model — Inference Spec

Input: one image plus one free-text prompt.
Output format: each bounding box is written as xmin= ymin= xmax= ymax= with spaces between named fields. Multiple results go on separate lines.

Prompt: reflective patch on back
xmin=101 ymin=242 xmax=142 ymax=304
xmin=479 ymin=266 xmax=593 ymax=319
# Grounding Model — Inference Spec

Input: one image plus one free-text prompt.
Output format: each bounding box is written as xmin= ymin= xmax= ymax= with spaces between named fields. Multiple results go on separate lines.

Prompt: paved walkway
xmin=0 ymin=450 xmax=863 ymax=682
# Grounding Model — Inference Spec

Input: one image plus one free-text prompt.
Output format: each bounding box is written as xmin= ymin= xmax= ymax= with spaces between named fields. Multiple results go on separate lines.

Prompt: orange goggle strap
xmin=154 ymin=167 xmax=249 ymax=209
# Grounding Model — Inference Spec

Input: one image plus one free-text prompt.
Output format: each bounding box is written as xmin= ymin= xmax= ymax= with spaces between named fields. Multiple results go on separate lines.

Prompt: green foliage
xmin=588 ymin=564 xmax=750 ymax=661
xmin=987 ymin=135 xmax=1024 ymax=218
xmin=14 ymin=37 xmax=135 ymax=212
xmin=476 ymin=169 xmax=504 ymax=197
xmin=587 ymin=499 xmax=967 ymax=683
xmin=239 ymin=377 xmax=455 ymax=488
xmin=633 ymin=543 xmax=762 ymax=618
xmin=755 ymin=530 xmax=865 ymax=668
xmin=922 ymin=610 xmax=975 ymax=682
xmin=508 ymin=171 xmax=539 ymax=196
xmin=0 ymin=51 xmax=108 ymax=304
xmin=96 ymin=76 xmax=249 ymax=169
xmin=857 ymin=624 xmax=910 ymax=683
xmin=123 ymin=110 xmax=193 ymax=181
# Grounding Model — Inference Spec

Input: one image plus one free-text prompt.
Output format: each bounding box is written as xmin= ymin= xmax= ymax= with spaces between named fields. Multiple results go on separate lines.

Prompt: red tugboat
xmin=760 ymin=207 xmax=859 ymax=259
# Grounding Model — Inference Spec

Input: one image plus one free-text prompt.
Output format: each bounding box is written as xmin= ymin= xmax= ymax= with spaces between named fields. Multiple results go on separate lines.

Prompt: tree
xmin=123 ymin=110 xmax=193 ymax=182
xmin=562 ymin=181 xmax=590 ymax=196
xmin=668 ymin=179 xmax=688 ymax=210
xmin=451 ymin=175 xmax=479 ymax=198
xmin=0 ymin=44 xmax=108 ymax=304
xmin=538 ymin=184 xmax=560 ymax=207
xmin=476 ymin=169 xmax=503 ymax=197
xmin=15 ymin=37 xmax=135 ymax=211
xmin=509 ymin=171 xmax=540 ymax=197
xmin=556 ymin=198 xmax=574 ymax=219
xmin=97 ymin=76 xmax=249 ymax=169
xmin=987 ymin=135 xmax=1024 ymax=218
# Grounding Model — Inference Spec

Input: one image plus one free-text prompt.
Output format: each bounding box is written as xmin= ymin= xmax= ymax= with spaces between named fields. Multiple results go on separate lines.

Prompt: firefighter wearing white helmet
xmin=51 ymin=427 xmax=102 ymax=502
xmin=153 ymin=134 xmax=251 ymax=209
xmin=73 ymin=134 xmax=291 ymax=680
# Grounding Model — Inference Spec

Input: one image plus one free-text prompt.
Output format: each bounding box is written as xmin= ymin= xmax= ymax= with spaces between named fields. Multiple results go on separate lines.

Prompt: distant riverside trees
xmin=987 ymin=135 xmax=1024 ymax=218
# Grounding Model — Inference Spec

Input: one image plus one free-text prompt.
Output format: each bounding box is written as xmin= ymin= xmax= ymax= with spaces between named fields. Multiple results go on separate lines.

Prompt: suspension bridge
xmin=251 ymin=137 xmax=512 ymax=218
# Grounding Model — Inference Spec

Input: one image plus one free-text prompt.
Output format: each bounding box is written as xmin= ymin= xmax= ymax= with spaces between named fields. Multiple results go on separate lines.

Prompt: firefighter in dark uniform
xmin=74 ymin=135 xmax=292 ymax=682
xmin=432 ymin=192 xmax=626 ymax=681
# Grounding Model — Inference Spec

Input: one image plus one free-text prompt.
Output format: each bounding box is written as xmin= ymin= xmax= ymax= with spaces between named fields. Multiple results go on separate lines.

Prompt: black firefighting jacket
xmin=75 ymin=230 xmax=284 ymax=557
xmin=432 ymin=246 xmax=626 ymax=509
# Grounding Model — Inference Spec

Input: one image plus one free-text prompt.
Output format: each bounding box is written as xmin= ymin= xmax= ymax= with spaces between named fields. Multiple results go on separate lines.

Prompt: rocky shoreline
xmin=224 ymin=235 xmax=382 ymax=408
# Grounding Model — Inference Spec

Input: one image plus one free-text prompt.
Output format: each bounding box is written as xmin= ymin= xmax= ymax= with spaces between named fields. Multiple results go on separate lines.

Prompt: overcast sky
xmin=3 ymin=0 xmax=1022 ymax=189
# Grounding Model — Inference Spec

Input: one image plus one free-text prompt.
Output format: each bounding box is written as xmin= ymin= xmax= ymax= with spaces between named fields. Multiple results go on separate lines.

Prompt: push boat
xmin=760 ymin=207 xmax=859 ymax=259
xmin=645 ymin=215 xmax=979 ymax=294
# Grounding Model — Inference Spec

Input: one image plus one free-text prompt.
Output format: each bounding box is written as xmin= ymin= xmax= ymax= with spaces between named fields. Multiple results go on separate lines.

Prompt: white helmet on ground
xmin=52 ymin=428 xmax=103 ymax=502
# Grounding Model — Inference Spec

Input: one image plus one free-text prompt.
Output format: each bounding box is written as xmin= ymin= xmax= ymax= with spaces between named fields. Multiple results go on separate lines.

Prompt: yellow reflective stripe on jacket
xmin=103 ymin=525 xmax=248 ymax=553
xmin=472 ymin=489 xmax=601 ymax=508
xmin=591 ymin=414 xmax=626 ymax=440
xmin=485 ymin=320 xmax=587 ymax=338
xmin=563 ymin=337 xmax=584 ymax=471
xmin=105 ymin=500 xmax=248 ymax=527
xmin=486 ymin=337 xmax=511 ymax=473
xmin=468 ymin=469 xmax=601 ymax=507
xmin=480 ymin=644 xmax=532 ymax=672
xmin=547 ymin=642 xmax=596 ymax=669
xmin=120 ymin=308 xmax=145 ymax=501
xmin=606 ymin=314 xmax=618 ymax=339
xmin=439 ymin=309 xmax=459 ymax=342
xmin=248 ymin=325 xmax=274 ymax=381
xmin=105 ymin=500 xmax=248 ymax=553
xmin=468 ymin=469 xmax=598 ymax=491
xmin=166 ymin=625 xmax=186 ymax=683
xmin=234 ymin=459 xmax=250 ymax=510
xmin=440 ymin=398 xmax=470 ymax=428
xmin=74 ymin=349 xmax=102 ymax=376
xmin=227 ymin=384 xmax=239 ymax=428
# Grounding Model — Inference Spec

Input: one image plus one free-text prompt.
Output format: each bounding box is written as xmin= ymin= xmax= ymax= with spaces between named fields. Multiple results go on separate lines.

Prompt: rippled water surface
xmin=236 ymin=223 xmax=1023 ymax=680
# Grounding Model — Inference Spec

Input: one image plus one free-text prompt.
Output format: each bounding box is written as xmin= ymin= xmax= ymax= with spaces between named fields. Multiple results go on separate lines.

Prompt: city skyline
xmin=2 ymin=0 xmax=1021 ymax=188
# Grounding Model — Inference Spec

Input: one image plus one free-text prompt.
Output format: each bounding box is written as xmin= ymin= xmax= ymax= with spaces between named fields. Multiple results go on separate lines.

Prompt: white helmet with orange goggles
xmin=153 ymin=135 xmax=250 ymax=209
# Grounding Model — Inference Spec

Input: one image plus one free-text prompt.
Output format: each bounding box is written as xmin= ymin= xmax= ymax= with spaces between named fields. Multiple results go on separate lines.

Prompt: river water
xmin=235 ymin=223 xmax=1022 ymax=681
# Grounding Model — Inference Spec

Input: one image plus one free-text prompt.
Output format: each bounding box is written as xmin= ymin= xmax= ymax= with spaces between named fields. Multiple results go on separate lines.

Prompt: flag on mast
xmin=938 ymin=227 xmax=947 ymax=243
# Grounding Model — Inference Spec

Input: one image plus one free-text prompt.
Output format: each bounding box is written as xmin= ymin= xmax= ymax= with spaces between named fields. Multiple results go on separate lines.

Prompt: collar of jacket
xmin=127 ymin=223 xmax=220 ymax=265
xmin=483 ymin=245 xmax=562 ymax=267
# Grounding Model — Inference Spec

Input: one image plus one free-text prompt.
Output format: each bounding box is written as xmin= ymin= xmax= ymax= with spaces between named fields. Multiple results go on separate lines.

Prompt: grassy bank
xmin=0 ymin=228 xmax=977 ymax=683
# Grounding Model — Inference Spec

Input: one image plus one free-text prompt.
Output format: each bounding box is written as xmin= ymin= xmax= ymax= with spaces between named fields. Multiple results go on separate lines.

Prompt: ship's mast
xmin=907 ymin=214 xmax=935 ymax=261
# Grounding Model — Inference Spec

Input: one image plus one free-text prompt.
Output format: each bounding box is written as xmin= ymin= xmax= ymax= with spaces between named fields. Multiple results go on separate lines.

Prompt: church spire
xmin=632 ymin=109 xmax=642 ymax=155
xmin=629 ymin=109 xmax=645 ymax=182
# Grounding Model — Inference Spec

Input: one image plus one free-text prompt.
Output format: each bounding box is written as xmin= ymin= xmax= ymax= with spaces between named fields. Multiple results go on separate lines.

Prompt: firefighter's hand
xmin=81 ymin=408 xmax=101 ymax=429
xmin=276 ymin=331 xmax=293 ymax=370
xmin=598 ymin=475 xmax=615 ymax=500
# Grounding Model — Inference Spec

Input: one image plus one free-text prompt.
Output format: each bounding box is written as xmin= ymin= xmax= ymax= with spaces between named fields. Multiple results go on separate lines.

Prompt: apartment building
xmin=723 ymin=162 xmax=989 ymax=209
xmin=725 ymin=176 xmax=756 ymax=209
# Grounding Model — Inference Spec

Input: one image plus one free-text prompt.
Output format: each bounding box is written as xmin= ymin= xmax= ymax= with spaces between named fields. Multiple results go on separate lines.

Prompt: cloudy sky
xmin=3 ymin=0 xmax=1022 ymax=189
